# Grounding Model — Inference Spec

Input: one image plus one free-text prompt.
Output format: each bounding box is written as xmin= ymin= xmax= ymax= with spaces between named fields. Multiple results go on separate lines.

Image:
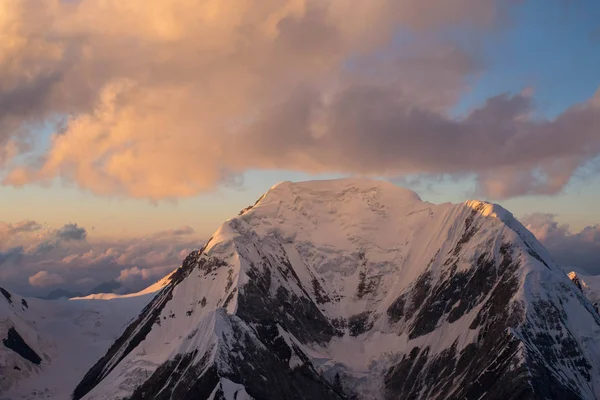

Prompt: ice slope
xmin=0 ymin=274 xmax=172 ymax=399
xmin=71 ymin=270 xmax=176 ymax=301
xmin=73 ymin=178 xmax=600 ymax=400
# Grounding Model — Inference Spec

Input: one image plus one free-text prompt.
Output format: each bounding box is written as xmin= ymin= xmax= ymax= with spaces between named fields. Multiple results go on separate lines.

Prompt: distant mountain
xmin=66 ymin=179 xmax=600 ymax=400
xmin=38 ymin=289 xmax=84 ymax=300
xmin=88 ymin=280 xmax=122 ymax=295
xmin=38 ymin=280 xmax=124 ymax=301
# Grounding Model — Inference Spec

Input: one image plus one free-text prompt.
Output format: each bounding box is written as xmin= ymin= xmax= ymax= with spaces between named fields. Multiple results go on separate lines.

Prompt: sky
xmin=1 ymin=0 xmax=600 ymax=295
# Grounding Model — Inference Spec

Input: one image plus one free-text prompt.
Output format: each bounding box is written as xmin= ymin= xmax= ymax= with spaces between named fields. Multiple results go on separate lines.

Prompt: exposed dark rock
xmin=210 ymin=385 xmax=227 ymax=400
xmin=237 ymin=256 xmax=337 ymax=344
xmin=198 ymin=256 xmax=228 ymax=276
xmin=521 ymin=300 xmax=592 ymax=383
xmin=452 ymin=207 xmax=480 ymax=256
xmin=217 ymin=315 xmax=344 ymax=400
xmin=130 ymin=313 xmax=345 ymax=400
xmin=386 ymin=240 xmax=591 ymax=399
xmin=348 ymin=312 xmax=373 ymax=337
xmin=3 ymin=327 xmax=42 ymax=365
xmin=356 ymin=270 xmax=367 ymax=298
xmin=408 ymin=243 xmax=517 ymax=340
xmin=387 ymin=294 xmax=406 ymax=324
xmin=1 ymin=287 xmax=12 ymax=304
xmin=385 ymin=346 xmax=429 ymax=398
xmin=405 ymin=271 xmax=432 ymax=321
xmin=312 ymin=277 xmax=331 ymax=304
xmin=333 ymin=373 xmax=343 ymax=393
xmin=127 ymin=348 xmax=218 ymax=400
xmin=222 ymin=287 xmax=237 ymax=308
xmin=225 ymin=268 xmax=234 ymax=292
xmin=21 ymin=298 xmax=28 ymax=309
xmin=356 ymin=271 xmax=380 ymax=300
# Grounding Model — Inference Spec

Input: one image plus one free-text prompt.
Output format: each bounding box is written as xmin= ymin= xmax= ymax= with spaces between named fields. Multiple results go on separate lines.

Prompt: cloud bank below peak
xmin=0 ymin=219 xmax=201 ymax=296
xmin=1 ymin=0 xmax=599 ymax=200
xmin=522 ymin=213 xmax=600 ymax=275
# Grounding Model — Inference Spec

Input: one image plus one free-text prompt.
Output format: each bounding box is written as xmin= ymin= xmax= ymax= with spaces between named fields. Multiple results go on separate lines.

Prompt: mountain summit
xmin=4 ymin=179 xmax=600 ymax=400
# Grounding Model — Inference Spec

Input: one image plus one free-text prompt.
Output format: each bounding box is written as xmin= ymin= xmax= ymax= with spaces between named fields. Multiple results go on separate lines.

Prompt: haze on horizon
xmin=1 ymin=0 xmax=599 ymax=296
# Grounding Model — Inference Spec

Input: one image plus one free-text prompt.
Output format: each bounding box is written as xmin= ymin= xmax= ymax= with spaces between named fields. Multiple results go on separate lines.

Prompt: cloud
xmin=116 ymin=266 xmax=164 ymax=285
xmin=0 ymin=218 xmax=202 ymax=296
xmin=56 ymin=223 xmax=87 ymax=241
xmin=522 ymin=213 xmax=600 ymax=275
xmin=7 ymin=220 xmax=43 ymax=234
xmin=4 ymin=1 xmax=596 ymax=200
xmin=29 ymin=271 xmax=66 ymax=287
xmin=0 ymin=246 xmax=24 ymax=267
xmin=153 ymin=226 xmax=195 ymax=237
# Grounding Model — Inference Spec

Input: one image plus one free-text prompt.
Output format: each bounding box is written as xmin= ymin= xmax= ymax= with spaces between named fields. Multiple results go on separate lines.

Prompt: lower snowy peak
xmin=0 ymin=279 xmax=167 ymax=399
xmin=0 ymin=287 xmax=43 ymax=394
xmin=71 ymin=179 xmax=600 ymax=400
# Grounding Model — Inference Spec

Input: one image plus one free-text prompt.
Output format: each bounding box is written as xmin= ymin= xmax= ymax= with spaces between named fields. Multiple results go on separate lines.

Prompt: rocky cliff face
xmin=16 ymin=179 xmax=600 ymax=400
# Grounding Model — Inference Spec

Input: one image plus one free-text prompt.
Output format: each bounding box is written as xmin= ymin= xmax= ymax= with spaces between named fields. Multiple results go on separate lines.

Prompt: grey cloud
xmin=0 ymin=71 xmax=63 ymax=121
xmin=521 ymin=213 xmax=600 ymax=275
xmin=7 ymin=220 xmax=42 ymax=234
xmin=56 ymin=223 xmax=87 ymax=241
xmin=236 ymin=86 xmax=600 ymax=199
xmin=153 ymin=226 xmax=195 ymax=237
xmin=0 ymin=247 xmax=24 ymax=267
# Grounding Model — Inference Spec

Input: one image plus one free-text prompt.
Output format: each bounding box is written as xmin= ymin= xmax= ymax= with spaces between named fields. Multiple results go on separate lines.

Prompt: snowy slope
xmin=71 ymin=270 xmax=176 ymax=301
xmin=0 ymin=275 xmax=172 ymax=399
xmin=12 ymin=179 xmax=600 ymax=400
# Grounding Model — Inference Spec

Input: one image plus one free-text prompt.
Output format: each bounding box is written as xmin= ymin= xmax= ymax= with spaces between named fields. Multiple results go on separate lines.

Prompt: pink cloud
xmin=0 ymin=218 xmax=202 ymax=296
xmin=521 ymin=213 xmax=600 ymax=275
xmin=29 ymin=271 xmax=66 ymax=287
xmin=5 ymin=1 xmax=590 ymax=200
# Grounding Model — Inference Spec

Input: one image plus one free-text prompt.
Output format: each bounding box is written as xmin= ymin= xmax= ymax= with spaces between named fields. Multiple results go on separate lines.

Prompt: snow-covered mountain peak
xmin=464 ymin=199 xmax=514 ymax=222
xmin=6 ymin=179 xmax=600 ymax=400
xmin=236 ymin=179 xmax=439 ymax=268
xmin=265 ymin=178 xmax=423 ymax=203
